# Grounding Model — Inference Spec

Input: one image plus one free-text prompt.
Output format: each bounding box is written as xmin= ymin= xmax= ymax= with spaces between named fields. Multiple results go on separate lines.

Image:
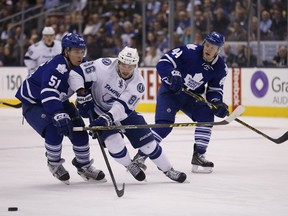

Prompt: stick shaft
xmin=184 ymin=88 xmax=288 ymax=144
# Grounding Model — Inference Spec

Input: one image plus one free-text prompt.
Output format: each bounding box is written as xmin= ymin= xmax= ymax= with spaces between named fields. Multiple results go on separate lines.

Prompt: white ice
xmin=0 ymin=108 xmax=287 ymax=216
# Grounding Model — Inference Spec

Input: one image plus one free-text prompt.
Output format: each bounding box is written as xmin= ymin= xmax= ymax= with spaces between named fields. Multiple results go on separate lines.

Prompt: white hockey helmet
xmin=118 ymin=46 xmax=139 ymax=65
xmin=42 ymin=26 xmax=55 ymax=35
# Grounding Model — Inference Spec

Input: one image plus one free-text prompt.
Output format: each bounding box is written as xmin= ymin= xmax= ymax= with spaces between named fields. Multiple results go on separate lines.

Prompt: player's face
xmin=68 ymin=48 xmax=86 ymax=66
xmin=203 ymin=41 xmax=219 ymax=62
xmin=43 ymin=35 xmax=54 ymax=46
xmin=118 ymin=62 xmax=136 ymax=79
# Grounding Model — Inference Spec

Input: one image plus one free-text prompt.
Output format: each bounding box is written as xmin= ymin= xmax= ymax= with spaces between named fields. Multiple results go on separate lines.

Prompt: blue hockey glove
xmin=213 ymin=102 xmax=229 ymax=118
xmin=169 ymin=70 xmax=183 ymax=94
xmin=76 ymin=91 xmax=94 ymax=118
xmin=52 ymin=112 xmax=73 ymax=137
xmin=89 ymin=112 xmax=114 ymax=127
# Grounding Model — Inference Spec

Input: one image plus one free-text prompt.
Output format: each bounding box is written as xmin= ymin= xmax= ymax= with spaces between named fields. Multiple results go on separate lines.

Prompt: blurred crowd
xmin=0 ymin=0 xmax=287 ymax=67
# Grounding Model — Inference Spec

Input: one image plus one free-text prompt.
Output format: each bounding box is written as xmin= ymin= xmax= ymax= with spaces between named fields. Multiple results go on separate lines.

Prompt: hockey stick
xmin=73 ymin=105 xmax=245 ymax=132
xmin=183 ymin=88 xmax=288 ymax=144
xmin=88 ymin=113 xmax=125 ymax=198
xmin=94 ymin=131 xmax=125 ymax=197
xmin=0 ymin=101 xmax=22 ymax=108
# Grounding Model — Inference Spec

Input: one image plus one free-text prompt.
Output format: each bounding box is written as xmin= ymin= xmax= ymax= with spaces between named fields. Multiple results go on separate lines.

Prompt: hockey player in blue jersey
xmin=68 ymin=46 xmax=187 ymax=183
xmin=15 ymin=33 xmax=105 ymax=184
xmin=133 ymin=32 xmax=229 ymax=173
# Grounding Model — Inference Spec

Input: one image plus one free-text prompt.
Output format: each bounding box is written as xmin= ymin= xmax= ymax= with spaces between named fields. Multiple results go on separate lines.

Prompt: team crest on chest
xmin=184 ymin=73 xmax=204 ymax=90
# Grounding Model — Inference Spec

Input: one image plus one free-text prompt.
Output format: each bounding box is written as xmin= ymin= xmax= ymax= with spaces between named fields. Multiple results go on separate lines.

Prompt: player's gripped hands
xmin=89 ymin=112 xmax=114 ymax=127
xmin=169 ymin=70 xmax=183 ymax=94
xmin=213 ymin=102 xmax=229 ymax=118
xmin=52 ymin=112 xmax=73 ymax=137
xmin=76 ymin=89 xmax=94 ymax=118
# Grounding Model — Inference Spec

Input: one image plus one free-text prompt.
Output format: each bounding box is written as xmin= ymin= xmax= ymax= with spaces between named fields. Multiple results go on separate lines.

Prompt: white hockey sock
xmin=105 ymin=133 xmax=131 ymax=167
xmin=139 ymin=141 xmax=172 ymax=172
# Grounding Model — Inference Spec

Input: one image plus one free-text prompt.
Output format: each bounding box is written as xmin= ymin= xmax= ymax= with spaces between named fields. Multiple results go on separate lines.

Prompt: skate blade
xmin=61 ymin=180 xmax=70 ymax=185
xmin=80 ymin=176 xmax=108 ymax=183
xmin=191 ymin=165 xmax=213 ymax=174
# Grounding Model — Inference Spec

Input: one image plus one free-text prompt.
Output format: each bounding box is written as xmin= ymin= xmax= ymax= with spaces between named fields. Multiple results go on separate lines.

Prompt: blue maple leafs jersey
xmin=15 ymin=54 xmax=78 ymax=115
xmin=157 ymin=44 xmax=228 ymax=102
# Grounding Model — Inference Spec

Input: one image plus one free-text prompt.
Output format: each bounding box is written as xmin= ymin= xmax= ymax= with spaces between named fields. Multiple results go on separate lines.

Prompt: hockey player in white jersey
xmin=24 ymin=26 xmax=62 ymax=75
xmin=68 ymin=46 xmax=187 ymax=183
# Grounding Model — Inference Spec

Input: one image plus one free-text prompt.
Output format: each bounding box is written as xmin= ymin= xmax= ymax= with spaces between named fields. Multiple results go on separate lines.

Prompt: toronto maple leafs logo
xmin=184 ymin=73 xmax=204 ymax=90
xmin=56 ymin=64 xmax=68 ymax=74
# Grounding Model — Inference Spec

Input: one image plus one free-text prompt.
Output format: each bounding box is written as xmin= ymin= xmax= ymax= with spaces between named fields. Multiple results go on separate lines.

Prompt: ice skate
xmin=132 ymin=152 xmax=147 ymax=171
xmin=191 ymin=150 xmax=214 ymax=173
xmin=47 ymin=159 xmax=70 ymax=185
xmin=72 ymin=158 xmax=106 ymax=182
xmin=126 ymin=161 xmax=146 ymax=181
xmin=164 ymin=168 xmax=187 ymax=183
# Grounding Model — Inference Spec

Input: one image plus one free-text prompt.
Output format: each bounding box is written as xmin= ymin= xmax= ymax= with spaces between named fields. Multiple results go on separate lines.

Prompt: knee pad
xmin=139 ymin=141 xmax=162 ymax=159
xmin=105 ymin=133 xmax=126 ymax=154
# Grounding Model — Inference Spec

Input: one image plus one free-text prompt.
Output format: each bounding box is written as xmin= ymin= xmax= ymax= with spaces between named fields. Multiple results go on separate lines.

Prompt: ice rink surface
xmin=0 ymin=108 xmax=287 ymax=216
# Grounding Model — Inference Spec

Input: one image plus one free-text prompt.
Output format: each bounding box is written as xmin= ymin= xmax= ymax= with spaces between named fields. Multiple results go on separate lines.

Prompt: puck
xmin=8 ymin=207 xmax=18 ymax=211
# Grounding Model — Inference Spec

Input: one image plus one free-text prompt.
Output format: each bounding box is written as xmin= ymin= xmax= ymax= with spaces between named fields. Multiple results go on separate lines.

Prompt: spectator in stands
xmin=270 ymin=9 xmax=287 ymax=41
xmin=3 ymin=35 xmax=20 ymax=66
xmin=249 ymin=16 xmax=259 ymax=41
xmin=155 ymin=30 xmax=168 ymax=55
xmin=221 ymin=43 xmax=237 ymax=67
xmin=64 ymin=14 xmax=78 ymax=34
xmin=85 ymin=34 xmax=102 ymax=61
xmin=211 ymin=7 xmax=230 ymax=37
xmin=194 ymin=10 xmax=208 ymax=36
xmin=143 ymin=45 xmax=162 ymax=66
xmin=259 ymin=10 xmax=273 ymax=40
xmin=55 ymin=24 xmax=68 ymax=41
xmin=227 ymin=20 xmax=248 ymax=41
xmin=121 ymin=21 xmax=136 ymax=47
xmin=232 ymin=44 xmax=257 ymax=67
xmin=234 ymin=44 xmax=247 ymax=67
xmin=175 ymin=10 xmax=190 ymax=37
xmin=82 ymin=13 xmax=103 ymax=36
xmin=244 ymin=46 xmax=257 ymax=67
xmin=271 ymin=46 xmax=287 ymax=67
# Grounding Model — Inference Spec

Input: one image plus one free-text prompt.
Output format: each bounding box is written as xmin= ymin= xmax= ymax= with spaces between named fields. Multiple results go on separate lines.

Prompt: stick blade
xmin=225 ymin=105 xmax=245 ymax=123
xmin=275 ymin=131 xmax=288 ymax=144
xmin=116 ymin=183 xmax=125 ymax=197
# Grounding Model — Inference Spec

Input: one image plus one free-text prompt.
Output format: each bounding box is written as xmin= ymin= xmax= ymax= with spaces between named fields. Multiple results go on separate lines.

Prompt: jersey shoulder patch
xmin=137 ymin=83 xmax=145 ymax=93
xmin=102 ymin=58 xmax=112 ymax=65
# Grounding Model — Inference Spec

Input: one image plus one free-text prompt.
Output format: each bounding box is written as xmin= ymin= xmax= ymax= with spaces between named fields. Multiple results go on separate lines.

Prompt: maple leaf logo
xmin=56 ymin=64 xmax=68 ymax=74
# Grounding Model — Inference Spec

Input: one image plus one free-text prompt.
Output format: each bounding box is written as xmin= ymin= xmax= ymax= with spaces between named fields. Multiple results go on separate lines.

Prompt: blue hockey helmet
xmin=204 ymin=32 xmax=225 ymax=47
xmin=61 ymin=33 xmax=87 ymax=50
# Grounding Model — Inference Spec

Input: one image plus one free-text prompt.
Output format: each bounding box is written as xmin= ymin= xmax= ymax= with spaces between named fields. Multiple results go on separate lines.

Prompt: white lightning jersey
xmin=24 ymin=40 xmax=62 ymax=75
xmin=68 ymin=58 xmax=146 ymax=122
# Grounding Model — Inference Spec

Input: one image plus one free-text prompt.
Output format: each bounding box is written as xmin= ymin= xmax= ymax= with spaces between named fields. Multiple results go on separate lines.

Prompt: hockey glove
xmin=89 ymin=112 xmax=114 ymax=127
xmin=76 ymin=91 xmax=94 ymax=118
xmin=52 ymin=112 xmax=73 ymax=137
xmin=213 ymin=102 xmax=229 ymax=118
xmin=169 ymin=70 xmax=183 ymax=94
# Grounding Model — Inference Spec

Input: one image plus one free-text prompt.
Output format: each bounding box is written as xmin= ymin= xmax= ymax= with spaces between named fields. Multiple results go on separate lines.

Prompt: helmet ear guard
xmin=118 ymin=46 xmax=139 ymax=65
